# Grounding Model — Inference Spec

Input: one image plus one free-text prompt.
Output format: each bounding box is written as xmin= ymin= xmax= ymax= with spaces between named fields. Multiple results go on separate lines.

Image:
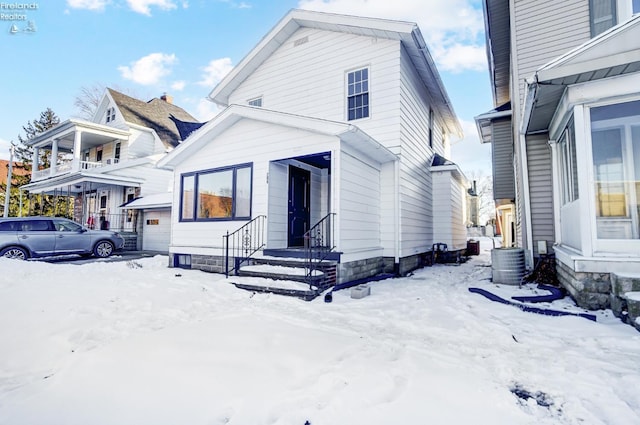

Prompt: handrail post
xmin=224 ymin=231 xmax=229 ymax=278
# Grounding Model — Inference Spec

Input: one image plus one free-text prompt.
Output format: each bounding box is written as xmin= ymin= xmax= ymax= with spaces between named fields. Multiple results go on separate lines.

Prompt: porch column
xmin=73 ymin=130 xmax=82 ymax=172
xmin=32 ymin=147 xmax=39 ymax=175
xmin=50 ymin=139 xmax=59 ymax=175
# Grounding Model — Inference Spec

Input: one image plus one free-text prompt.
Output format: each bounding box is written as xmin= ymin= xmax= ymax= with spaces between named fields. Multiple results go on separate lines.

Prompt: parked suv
xmin=0 ymin=217 xmax=125 ymax=260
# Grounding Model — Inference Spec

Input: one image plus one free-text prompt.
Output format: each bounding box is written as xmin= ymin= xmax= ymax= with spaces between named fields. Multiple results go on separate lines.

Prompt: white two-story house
xmin=476 ymin=0 xmax=640 ymax=312
xmin=21 ymin=89 xmax=201 ymax=251
xmin=158 ymin=9 xmax=467 ymax=285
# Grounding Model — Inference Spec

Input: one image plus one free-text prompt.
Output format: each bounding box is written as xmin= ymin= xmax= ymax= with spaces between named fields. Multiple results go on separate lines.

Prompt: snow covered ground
xmin=0 ymin=238 xmax=639 ymax=424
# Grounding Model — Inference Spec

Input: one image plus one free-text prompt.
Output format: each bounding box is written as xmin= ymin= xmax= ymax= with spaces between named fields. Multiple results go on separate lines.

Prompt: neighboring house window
xmin=114 ymin=142 xmax=121 ymax=163
xmin=96 ymin=146 xmax=103 ymax=162
xmin=106 ymin=107 xmax=116 ymax=123
xmin=180 ymin=163 xmax=253 ymax=221
xmin=248 ymin=97 xmax=262 ymax=107
xmin=590 ymin=99 xmax=640 ymax=239
xmin=634 ymin=0 xmax=640 ymax=13
xmin=347 ymin=67 xmax=369 ymax=120
xmin=590 ymin=0 xmax=617 ymax=37
xmin=428 ymin=108 xmax=434 ymax=148
xmin=558 ymin=118 xmax=579 ymax=205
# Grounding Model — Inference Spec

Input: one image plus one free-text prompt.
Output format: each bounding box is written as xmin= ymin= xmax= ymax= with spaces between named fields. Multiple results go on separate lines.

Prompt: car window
xmin=54 ymin=220 xmax=83 ymax=232
xmin=20 ymin=220 xmax=52 ymax=231
xmin=0 ymin=221 xmax=18 ymax=231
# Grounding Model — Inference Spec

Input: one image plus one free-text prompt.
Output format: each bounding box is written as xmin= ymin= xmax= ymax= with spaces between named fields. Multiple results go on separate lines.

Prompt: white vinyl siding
xmin=339 ymin=145 xmax=382 ymax=254
xmin=398 ymin=46 xmax=448 ymax=255
xmin=432 ymin=170 xmax=467 ymax=250
xmin=170 ymin=119 xmax=340 ymax=254
xmin=228 ymin=27 xmax=402 ymax=147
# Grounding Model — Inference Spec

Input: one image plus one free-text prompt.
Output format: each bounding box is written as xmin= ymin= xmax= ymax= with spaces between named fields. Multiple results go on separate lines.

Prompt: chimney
xmin=160 ymin=93 xmax=173 ymax=104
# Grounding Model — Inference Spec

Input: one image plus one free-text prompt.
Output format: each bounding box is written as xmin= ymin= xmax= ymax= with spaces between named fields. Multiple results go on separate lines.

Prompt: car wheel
xmin=93 ymin=241 xmax=114 ymax=258
xmin=0 ymin=246 xmax=29 ymax=260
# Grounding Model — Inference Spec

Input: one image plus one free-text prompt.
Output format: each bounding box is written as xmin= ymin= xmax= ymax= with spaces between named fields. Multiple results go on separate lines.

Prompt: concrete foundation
xmin=556 ymin=260 xmax=611 ymax=310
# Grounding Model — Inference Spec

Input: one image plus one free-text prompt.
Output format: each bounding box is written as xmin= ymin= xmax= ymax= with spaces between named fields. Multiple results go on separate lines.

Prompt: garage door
xmin=142 ymin=209 xmax=171 ymax=252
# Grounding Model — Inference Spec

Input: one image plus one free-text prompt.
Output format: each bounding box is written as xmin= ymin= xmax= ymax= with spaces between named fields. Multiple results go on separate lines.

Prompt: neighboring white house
xmin=158 ymin=9 xmax=467 ymax=284
xmin=21 ymin=89 xmax=201 ymax=252
xmin=476 ymin=0 xmax=640 ymax=310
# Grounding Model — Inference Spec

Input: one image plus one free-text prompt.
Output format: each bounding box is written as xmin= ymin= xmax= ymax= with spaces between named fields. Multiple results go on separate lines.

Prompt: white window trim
xmin=550 ymin=73 xmax=640 ymax=256
xmin=345 ymin=65 xmax=371 ymax=122
xmin=578 ymin=90 xmax=640 ymax=254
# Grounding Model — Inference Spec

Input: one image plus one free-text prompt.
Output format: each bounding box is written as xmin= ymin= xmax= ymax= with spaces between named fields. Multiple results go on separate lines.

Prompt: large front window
xmin=590 ymin=100 xmax=640 ymax=239
xmin=180 ymin=163 xmax=253 ymax=221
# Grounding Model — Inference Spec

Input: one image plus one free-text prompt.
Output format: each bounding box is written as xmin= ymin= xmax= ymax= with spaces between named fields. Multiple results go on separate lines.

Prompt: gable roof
xmin=523 ymin=14 xmax=640 ymax=134
xmin=107 ymin=88 xmax=199 ymax=148
xmin=158 ymin=105 xmax=398 ymax=169
xmin=208 ymin=9 xmax=462 ymax=138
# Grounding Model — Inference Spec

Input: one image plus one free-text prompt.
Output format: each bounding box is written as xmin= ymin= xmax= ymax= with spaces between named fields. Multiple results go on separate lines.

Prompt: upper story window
xmin=590 ymin=0 xmax=617 ymax=36
xmin=106 ymin=107 xmax=116 ymax=123
xmin=114 ymin=142 xmax=121 ymax=162
xmin=96 ymin=146 xmax=103 ymax=162
xmin=248 ymin=97 xmax=262 ymax=107
xmin=347 ymin=68 xmax=369 ymax=121
xmin=634 ymin=0 xmax=640 ymax=13
xmin=180 ymin=163 xmax=253 ymax=221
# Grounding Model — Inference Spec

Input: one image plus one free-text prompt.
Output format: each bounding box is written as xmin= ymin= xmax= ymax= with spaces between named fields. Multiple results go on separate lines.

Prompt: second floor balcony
xmin=27 ymin=118 xmax=129 ymax=183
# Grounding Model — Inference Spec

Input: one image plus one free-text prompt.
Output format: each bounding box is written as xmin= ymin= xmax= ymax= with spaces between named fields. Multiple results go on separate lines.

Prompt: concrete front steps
xmin=228 ymin=253 xmax=338 ymax=300
xmin=610 ymin=273 xmax=640 ymax=331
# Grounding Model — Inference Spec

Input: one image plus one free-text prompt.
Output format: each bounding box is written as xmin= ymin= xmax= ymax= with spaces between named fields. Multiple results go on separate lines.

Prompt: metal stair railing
xmin=304 ymin=213 xmax=336 ymax=288
xmin=223 ymin=215 xmax=266 ymax=277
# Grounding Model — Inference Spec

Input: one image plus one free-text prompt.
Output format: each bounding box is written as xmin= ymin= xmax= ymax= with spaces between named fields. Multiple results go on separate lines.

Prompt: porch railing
xmin=81 ymin=213 xmax=137 ymax=233
xmin=304 ymin=213 xmax=336 ymax=288
xmin=223 ymin=215 xmax=267 ymax=277
xmin=31 ymin=159 xmax=107 ymax=181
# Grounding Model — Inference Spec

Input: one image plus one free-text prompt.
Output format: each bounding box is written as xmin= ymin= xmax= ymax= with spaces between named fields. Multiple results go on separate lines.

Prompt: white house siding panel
xmin=127 ymin=128 xmax=157 ymax=159
xmin=526 ymin=134 xmax=555 ymax=256
xmin=108 ymin=163 xmax=172 ymax=196
xmin=432 ymin=171 xmax=452 ymax=246
xmin=141 ymin=209 xmax=171 ymax=252
xmin=380 ymin=161 xmax=396 ymax=258
xmin=267 ymin=161 xmax=288 ymax=249
xmin=560 ymin=201 xmax=582 ymax=251
xmin=432 ymin=171 xmax=467 ymax=250
xmin=451 ymin=177 xmax=467 ymax=249
xmin=228 ymin=28 xmax=403 ymax=148
xmin=492 ymin=118 xmax=516 ymax=200
xmin=170 ymin=119 xmax=340 ymax=253
xmin=513 ymin=0 xmax=590 ymax=109
xmin=339 ymin=145 xmax=382 ymax=254
xmin=396 ymin=46 xmax=449 ymax=257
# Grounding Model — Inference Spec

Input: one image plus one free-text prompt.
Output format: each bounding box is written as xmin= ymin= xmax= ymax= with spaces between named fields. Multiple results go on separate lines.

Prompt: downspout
xmin=394 ymin=157 xmax=400 ymax=274
xmin=519 ymin=76 xmax=539 ymax=269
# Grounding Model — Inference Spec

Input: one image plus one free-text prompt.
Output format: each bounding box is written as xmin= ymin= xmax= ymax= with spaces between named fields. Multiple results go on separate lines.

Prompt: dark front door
xmin=288 ymin=166 xmax=311 ymax=247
